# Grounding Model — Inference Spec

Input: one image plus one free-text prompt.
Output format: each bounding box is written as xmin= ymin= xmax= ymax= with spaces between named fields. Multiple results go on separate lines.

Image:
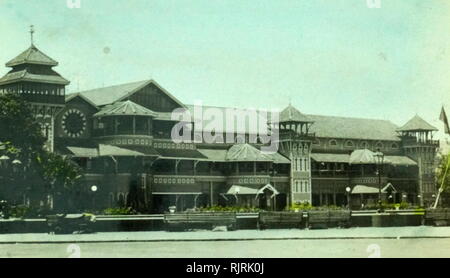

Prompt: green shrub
xmin=103 ymin=207 xmax=137 ymax=215
xmin=288 ymin=202 xmax=313 ymax=211
xmin=8 ymin=205 xmax=52 ymax=219
xmin=197 ymin=206 xmax=262 ymax=213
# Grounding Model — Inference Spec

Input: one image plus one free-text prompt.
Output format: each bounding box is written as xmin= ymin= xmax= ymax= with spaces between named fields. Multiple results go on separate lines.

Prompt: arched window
xmin=329 ymin=139 xmax=338 ymax=146
xmin=360 ymin=141 xmax=368 ymax=149
xmin=345 ymin=140 xmax=354 ymax=148
xmin=391 ymin=143 xmax=399 ymax=149
xmin=376 ymin=142 xmax=384 ymax=150
xmin=313 ymin=139 xmax=320 ymax=145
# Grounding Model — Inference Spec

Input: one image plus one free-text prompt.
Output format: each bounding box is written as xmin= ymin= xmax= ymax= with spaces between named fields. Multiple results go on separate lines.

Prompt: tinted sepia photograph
xmin=0 ymin=0 xmax=450 ymax=261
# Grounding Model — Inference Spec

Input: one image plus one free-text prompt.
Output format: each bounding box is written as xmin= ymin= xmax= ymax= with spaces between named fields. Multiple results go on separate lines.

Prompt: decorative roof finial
xmin=29 ymin=25 xmax=35 ymax=46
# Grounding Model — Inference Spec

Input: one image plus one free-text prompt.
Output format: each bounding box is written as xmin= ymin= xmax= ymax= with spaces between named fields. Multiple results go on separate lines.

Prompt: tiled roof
xmin=349 ymin=149 xmax=377 ymax=164
xmin=186 ymin=104 xmax=270 ymax=134
xmin=65 ymin=93 xmax=99 ymax=109
xmin=0 ymin=69 xmax=69 ymax=85
xmin=67 ymin=146 xmax=99 ymax=157
xmin=155 ymin=148 xmax=207 ymax=160
xmin=307 ymin=114 xmax=401 ymax=141
xmin=72 ymin=79 xmax=186 ymax=108
xmin=397 ymin=115 xmax=438 ymax=132
xmin=198 ymin=146 xmax=290 ymax=164
xmin=94 ymin=100 xmax=158 ymax=117
xmin=226 ymin=144 xmax=272 ymax=162
xmin=276 ymin=104 xmax=314 ymax=123
xmin=98 ymin=144 xmax=148 ymax=157
xmin=186 ymin=104 xmax=400 ymax=141
xmin=384 ymin=156 xmax=417 ymax=166
xmin=6 ymin=45 xmax=58 ymax=67
xmin=74 ymin=80 xmax=150 ymax=106
xmin=311 ymin=153 xmax=350 ymax=163
xmin=312 ymin=152 xmax=417 ymax=166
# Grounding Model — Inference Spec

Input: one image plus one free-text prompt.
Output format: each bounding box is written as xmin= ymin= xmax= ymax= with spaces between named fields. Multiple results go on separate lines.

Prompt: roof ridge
xmin=307 ymin=113 xmax=397 ymax=124
xmin=76 ymin=79 xmax=151 ymax=94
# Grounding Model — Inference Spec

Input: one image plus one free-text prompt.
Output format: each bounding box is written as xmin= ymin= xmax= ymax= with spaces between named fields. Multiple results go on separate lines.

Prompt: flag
xmin=440 ymin=106 xmax=450 ymax=135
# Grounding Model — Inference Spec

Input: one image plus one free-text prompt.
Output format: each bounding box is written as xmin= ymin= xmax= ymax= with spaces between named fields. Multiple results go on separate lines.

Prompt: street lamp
xmin=12 ymin=159 xmax=22 ymax=174
xmin=373 ymin=151 xmax=384 ymax=213
xmin=91 ymin=185 xmax=98 ymax=211
xmin=346 ymin=186 xmax=351 ymax=209
xmin=0 ymin=155 xmax=10 ymax=169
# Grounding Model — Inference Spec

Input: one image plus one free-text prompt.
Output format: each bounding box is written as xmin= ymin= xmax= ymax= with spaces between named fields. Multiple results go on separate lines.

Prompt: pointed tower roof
xmin=397 ymin=115 xmax=438 ymax=132
xmin=94 ymin=100 xmax=158 ymax=117
xmin=274 ymin=104 xmax=314 ymax=123
xmin=6 ymin=45 xmax=59 ymax=67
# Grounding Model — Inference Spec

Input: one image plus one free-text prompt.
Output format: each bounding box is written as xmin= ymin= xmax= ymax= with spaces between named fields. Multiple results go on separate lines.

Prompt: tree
xmin=0 ymin=93 xmax=82 ymax=212
xmin=438 ymin=153 xmax=450 ymax=193
xmin=0 ymin=93 xmax=45 ymax=155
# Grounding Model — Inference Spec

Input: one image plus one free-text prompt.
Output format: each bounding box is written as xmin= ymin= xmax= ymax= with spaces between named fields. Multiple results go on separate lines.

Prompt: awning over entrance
xmin=152 ymin=192 xmax=202 ymax=195
xmin=351 ymin=183 xmax=397 ymax=194
xmin=226 ymin=185 xmax=259 ymax=195
xmin=311 ymin=152 xmax=417 ymax=166
xmin=99 ymin=144 xmax=147 ymax=157
xmin=225 ymin=184 xmax=279 ymax=196
xmin=197 ymin=147 xmax=290 ymax=164
xmin=67 ymin=146 xmax=99 ymax=157
xmin=351 ymin=185 xmax=379 ymax=194
xmin=311 ymin=153 xmax=350 ymax=163
xmin=155 ymin=148 xmax=208 ymax=160
xmin=384 ymin=156 xmax=417 ymax=166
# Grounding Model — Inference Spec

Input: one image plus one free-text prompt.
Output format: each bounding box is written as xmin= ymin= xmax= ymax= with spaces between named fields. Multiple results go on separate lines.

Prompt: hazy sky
xmin=1 ymin=0 xmax=449 ymax=139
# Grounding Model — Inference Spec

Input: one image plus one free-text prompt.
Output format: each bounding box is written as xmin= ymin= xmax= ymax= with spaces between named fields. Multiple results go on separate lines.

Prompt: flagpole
xmin=433 ymin=155 xmax=449 ymax=209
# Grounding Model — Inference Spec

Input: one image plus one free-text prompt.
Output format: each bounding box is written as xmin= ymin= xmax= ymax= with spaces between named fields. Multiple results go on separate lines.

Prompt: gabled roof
xmin=94 ymin=100 xmax=158 ymax=117
xmin=275 ymin=104 xmax=314 ymax=123
xmin=226 ymin=144 xmax=272 ymax=162
xmin=65 ymin=93 xmax=99 ymax=109
xmin=6 ymin=45 xmax=58 ymax=67
xmin=396 ymin=115 xmax=438 ymax=132
xmin=307 ymin=114 xmax=401 ymax=141
xmin=349 ymin=149 xmax=377 ymax=164
xmin=0 ymin=69 xmax=69 ymax=85
xmin=74 ymin=79 xmax=186 ymax=108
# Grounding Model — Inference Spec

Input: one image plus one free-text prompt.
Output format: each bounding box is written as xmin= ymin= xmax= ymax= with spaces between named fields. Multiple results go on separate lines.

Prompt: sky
xmin=0 ymin=0 xmax=449 ymax=142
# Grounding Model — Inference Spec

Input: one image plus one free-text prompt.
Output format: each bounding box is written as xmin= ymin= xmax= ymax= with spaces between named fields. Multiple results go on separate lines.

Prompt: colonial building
xmin=0 ymin=41 xmax=441 ymax=212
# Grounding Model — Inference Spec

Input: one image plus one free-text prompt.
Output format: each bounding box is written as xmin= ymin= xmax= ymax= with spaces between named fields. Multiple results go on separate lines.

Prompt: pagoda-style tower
xmin=271 ymin=104 xmax=315 ymax=205
xmin=397 ymin=115 xmax=439 ymax=206
xmin=0 ymin=27 xmax=69 ymax=152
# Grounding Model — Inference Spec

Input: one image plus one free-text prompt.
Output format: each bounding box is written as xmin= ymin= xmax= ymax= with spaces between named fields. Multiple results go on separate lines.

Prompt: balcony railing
xmin=279 ymin=132 xmax=315 ymax=141
xmin=402 ymin=137 xmax=440 ymax=147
